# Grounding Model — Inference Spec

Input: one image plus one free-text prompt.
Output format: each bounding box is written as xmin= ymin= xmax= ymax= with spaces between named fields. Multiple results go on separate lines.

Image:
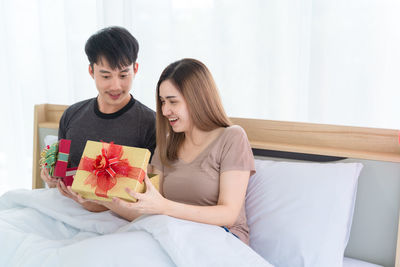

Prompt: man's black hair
xmin=85 ymin=26 xmax=139 ymax=70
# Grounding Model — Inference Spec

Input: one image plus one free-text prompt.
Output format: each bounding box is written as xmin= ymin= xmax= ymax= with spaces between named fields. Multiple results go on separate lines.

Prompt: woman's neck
xmin=184 ymin=127 xmax=223 ymax=147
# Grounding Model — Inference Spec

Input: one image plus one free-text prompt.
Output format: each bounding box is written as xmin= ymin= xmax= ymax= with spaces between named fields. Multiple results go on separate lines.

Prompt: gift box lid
xmin=72 ymin=140 xmax=151 ymax=199
xmin=78 ymin=140 xmax=151 ymax=171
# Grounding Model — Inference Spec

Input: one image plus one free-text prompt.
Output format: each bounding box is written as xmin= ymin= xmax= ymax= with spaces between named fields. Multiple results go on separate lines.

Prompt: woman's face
xmin=159 ymin=80 xmax=192 ymax=133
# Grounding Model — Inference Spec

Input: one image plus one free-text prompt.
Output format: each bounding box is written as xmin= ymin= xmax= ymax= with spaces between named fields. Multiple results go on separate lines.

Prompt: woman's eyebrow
xmin=159 ymin=95 xmax=178 ymax=99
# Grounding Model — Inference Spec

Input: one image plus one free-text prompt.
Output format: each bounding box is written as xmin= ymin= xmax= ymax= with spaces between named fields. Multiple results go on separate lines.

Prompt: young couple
xmin=41 ymin=26 xmax=255 ymax=244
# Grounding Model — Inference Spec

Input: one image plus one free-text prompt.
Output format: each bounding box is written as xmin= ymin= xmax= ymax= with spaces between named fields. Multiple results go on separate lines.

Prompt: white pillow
xmin=44 ymin=135 xmax=58 ymax=147
xmin=246 ymin=159 xmax=362 ymax=267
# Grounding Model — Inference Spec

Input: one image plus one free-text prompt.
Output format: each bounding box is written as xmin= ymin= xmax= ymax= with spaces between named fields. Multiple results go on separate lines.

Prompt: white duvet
xmin=0 ymin=189 xmax=271 ymax=267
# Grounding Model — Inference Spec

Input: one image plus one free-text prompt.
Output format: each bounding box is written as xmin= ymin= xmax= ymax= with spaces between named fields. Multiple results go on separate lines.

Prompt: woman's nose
xmin=162 ymin=104 xmax=171 ymax=116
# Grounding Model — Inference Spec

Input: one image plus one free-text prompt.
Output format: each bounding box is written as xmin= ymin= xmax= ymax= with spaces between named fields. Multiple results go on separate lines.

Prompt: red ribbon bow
xmin=77 ymin=142 xmax=145 ymax=198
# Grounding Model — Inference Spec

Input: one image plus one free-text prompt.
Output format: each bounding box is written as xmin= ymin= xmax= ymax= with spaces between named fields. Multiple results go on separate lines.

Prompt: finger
xmin=58 ymin=182 xmax=77 ymax=201
xmin=66 ymin=185 xmax=77 ymax=196
xmin=59 ymin=180 xmax=68 ymax=191
xmin=125 ymin=188 xmax=143 ymax=200
xmin=66 ymin=186 xmax=87 ymax=204
xmin=49 ymin=177 xmax=57 ymax=183
xmin=44 ymin=168 xmax=52 ymax=179
xmin=112 ymin=197 xmax=122 ymax=204
xmin=91 ymin=199 xmax=104 ymax=205
xmin=57 ymin=180 xmax=65 ymax=192
xmin=144 ymin=175 xmax=152 ymax=187
xmin=41 ymin=168 xmax=49 ymax=182
xmin=57 ymin=182 xmax=70 ymax=198
xmin=42 ymin=168 xmax=57 ymax=184
xmin=66 ymin=186 xmax=83 ymax=200
xmin=76 ymin=194 xmax=87 ymax=204
xmin=112 ymin=197 xmax=131 ymax=207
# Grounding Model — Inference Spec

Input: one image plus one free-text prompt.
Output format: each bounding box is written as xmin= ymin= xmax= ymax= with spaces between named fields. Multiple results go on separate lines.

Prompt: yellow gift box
xmin=71 ymin=140 xmax=159 ymax=202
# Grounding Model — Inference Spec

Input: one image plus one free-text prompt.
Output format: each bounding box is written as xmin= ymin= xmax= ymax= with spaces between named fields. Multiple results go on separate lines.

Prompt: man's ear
xmin=88 ymin=65 xmax=94 ymax=79
xmin=133 ymin=62 xmax=139 ymax=74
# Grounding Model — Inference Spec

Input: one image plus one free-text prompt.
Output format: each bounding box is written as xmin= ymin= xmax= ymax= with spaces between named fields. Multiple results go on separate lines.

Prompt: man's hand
xmin=57 ymin=180 xmax=108 ymax=212
xmin=40 ymin=167 xmax=58 ymax=188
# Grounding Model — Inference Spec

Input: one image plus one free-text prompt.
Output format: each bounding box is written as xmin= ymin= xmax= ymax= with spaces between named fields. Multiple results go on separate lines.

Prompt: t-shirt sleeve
xmin=146 ymin=126 xmax=156 ymax=158
xmin=58 ymin=111 xmax=67 ymax=140
xmin=150 ymin=146 xmax=163 ymax=173
xmin=220 ymin=126 xmax=255 ymax=176
xmin=143 ymin=111 xmax=156 ymax=160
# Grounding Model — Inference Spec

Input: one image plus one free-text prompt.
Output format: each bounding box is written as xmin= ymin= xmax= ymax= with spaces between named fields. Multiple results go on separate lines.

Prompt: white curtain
xmin=1 ymin=0 xmax=399 ymax=194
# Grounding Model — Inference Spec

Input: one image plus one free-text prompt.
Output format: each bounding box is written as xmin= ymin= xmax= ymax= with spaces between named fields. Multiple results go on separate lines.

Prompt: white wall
xmin=1 ymin=0 xmax=399 ymax=195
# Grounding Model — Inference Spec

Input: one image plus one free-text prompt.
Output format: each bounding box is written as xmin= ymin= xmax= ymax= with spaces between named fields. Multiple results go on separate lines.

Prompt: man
xmin=41 ymin=26 xmax=156 ymax=211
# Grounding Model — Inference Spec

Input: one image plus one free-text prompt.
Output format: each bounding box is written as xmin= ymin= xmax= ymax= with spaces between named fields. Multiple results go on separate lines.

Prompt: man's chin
xmin=107 ymin=93 xmax=130 ymax=103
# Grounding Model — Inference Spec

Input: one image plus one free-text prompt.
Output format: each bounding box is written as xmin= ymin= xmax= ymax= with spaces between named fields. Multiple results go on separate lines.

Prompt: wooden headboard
xmin=33 ymin=104 xmax=400 ymax=185
xmin=32 ymin=103 xmax=400 ymax=266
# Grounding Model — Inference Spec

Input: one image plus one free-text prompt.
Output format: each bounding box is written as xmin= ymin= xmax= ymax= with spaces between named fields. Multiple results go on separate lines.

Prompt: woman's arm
xmin=115 ymin=169 xmax=249 ymax=226
xmin=162 ymin=170 xmax=249 ymax=226
xmin=150 ymin=165 xmax=164 ymax=196
xmin=86 ymin=165 xmax=165 ymax=221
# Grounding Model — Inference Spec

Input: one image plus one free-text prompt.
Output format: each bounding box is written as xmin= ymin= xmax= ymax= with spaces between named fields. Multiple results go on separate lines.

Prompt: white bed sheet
xmin=0 ymin=188 xmax=271 ymax=267
xmin=343 ymin=257 xmax=383 ymax=267
xmin=0 ymin=188 xmax=385 ymax=267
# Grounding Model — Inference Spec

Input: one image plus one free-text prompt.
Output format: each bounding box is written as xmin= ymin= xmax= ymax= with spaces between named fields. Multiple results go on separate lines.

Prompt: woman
xmin=68 ymin=58 xmax=255 ymax=244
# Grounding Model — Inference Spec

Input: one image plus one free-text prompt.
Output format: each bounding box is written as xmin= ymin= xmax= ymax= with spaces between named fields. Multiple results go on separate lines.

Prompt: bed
xmin=2 ymin=103 xmax=400 ymax=266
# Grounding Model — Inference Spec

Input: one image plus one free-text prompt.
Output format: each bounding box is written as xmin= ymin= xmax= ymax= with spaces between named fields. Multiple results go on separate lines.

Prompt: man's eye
xmin=102 ymin=76 xmax=110 ymax=79
xmin=120 ymin=75 xmax=127 ymax=78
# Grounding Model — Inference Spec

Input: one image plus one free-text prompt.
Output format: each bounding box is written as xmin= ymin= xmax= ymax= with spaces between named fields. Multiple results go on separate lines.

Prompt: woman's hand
xmin=92 ymin=175 xmax=167 ymax=221
xmin=113 ymin=175 xmax=168 ymax=215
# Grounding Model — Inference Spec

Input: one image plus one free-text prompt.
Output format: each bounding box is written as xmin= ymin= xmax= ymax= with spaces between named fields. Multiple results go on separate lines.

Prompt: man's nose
xmin=110 ymin=77 xmax=121 ymax=90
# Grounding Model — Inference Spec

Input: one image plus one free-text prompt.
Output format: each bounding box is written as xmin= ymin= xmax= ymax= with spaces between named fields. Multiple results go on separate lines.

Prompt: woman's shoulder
xmin=213 ymin=125 xmax=249 ymax=148
xmin=223 ymin=125 xmax=247 ymax=137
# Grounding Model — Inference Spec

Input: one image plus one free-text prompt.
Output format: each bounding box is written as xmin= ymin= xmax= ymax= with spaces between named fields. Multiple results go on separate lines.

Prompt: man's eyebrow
xmin=99 ymin=70 xmax=111 ymax=73
xmin=120 ymin=68 xmax=130 ymax=73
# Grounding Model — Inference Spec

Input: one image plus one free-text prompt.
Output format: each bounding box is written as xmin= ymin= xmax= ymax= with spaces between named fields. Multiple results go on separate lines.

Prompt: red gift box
xmin=63 ymin=167 xmax=77 ymax=187
xmin=54 ymin=139 xmax=71 ymax=178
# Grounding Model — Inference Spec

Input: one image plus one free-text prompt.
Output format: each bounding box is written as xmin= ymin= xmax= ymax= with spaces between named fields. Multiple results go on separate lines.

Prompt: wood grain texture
xmin=230 ymin=117 xmax=400 ymax=163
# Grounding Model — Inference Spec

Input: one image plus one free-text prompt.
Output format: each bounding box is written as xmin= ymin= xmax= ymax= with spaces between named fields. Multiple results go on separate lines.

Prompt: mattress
xmin=344 ymin=257 xmax=383 ymax=267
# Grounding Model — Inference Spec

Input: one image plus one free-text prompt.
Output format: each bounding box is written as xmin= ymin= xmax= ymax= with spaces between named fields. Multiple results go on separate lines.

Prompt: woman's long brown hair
xmin=156 ymin=58 xmax=231 ymax=166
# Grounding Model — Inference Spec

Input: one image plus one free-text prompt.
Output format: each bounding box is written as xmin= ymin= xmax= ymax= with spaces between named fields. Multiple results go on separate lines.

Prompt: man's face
xmin=89 ymin=57 xmax=138 ymax=112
